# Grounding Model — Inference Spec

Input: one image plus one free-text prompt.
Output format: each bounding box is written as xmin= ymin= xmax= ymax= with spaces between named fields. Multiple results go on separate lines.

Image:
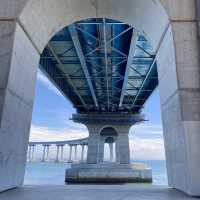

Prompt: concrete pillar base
xmin=65 ymin=163 xmax=152 ymax=184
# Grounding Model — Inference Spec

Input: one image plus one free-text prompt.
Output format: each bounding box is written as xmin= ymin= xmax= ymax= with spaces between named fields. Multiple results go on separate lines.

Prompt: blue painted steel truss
xmin=40 ymin=18 xmax=158 ymax=113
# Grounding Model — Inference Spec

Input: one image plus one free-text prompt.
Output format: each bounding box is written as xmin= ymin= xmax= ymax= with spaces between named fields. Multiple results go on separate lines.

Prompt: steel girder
xmin=40 ymin=18 xmax=158 ymax=114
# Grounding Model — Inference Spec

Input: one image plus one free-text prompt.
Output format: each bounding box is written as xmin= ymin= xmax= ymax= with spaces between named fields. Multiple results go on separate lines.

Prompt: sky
xmin=30 ymin=69 xmax=165 ymax=161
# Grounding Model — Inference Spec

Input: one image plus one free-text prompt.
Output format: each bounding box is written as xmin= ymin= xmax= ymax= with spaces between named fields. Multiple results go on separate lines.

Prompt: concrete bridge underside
xmin=0 ymin=0 xmax=200 ymax=196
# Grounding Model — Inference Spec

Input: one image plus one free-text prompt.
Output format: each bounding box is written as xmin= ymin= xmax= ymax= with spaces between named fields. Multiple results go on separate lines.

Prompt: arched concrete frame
xmin=0 ymin=0 xmax=199 ymax=196
xmin=99 ymin=126 xmax=119 ymax=137
xmin=99 ymin=126 xmax=118 ymax=163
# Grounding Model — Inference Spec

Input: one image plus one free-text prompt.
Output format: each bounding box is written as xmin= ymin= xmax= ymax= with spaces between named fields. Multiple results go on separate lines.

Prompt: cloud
xmin=129 ymin=137 xmax=165 ymax=160
xmin=130 ymin=123 xmax=163 ymax=139
xmin=37 ymin=70 xmax=63 ymax=97
xmin=30 ymin=125 xmax=88 ymax=142
xmin=129 ymin=123 xmax=165 ymax=160
xmin=29 ymin=123 xmax=165 ymax=160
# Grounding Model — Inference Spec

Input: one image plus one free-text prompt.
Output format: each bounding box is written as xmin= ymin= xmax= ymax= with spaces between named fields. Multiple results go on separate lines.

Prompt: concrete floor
xmin=0 ymin=185 xmax=197 ymax=200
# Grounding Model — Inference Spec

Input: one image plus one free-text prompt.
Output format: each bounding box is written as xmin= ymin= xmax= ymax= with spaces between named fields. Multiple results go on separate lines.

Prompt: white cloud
xmin=129 ymin=137 xmax=165 ymax=161
xmin=30 ymin=123 xmax=165 ymax=160
xmin=129 ymin=122 xmax=165 ymax=160
xmin=130 ymin=123 xmax=163 ymax=139
xmin=30 ymin=125 xmax=88 ymax=142
xmin=37 ymin=70 xmax=63 ymax=97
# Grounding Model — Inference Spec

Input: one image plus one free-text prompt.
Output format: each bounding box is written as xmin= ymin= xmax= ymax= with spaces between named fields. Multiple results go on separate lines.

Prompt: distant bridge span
xmin=28 ymin=138 xmax=88 ymax=162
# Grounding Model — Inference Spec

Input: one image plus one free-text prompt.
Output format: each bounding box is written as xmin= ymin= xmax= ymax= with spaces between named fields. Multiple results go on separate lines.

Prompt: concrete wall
xmin=157 ymin=0 xmax=200 ymax=195
xmin=0 ymin=21 xmax=39 ymax=192
xmin=19 ymin=0 xmax=169 ymax=53
xmin=0 ymin=0 xmax=200 ymax=196
xmin=0 ymin=1 xmax=39 ymax=191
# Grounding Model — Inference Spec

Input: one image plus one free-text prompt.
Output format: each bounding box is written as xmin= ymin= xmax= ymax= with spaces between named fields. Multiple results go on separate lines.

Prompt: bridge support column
xmin=156 ymin=3 xmax=200 ymax=195
xmin=68 ymin=145 xmax=72 ymax=163
xmin=98 ymin=139 xmax=104 ymax=163
xmin=87 ymin=128 xmax=99 ymax=164
xmin=0 ymin=18 xmax=39 ymax=191
xmin=65 ymin=113 xmax=152 ymax=183
xmin=74 ymin=145 xmax=78 ymax=161
xmin=117 ymin=127 xmax=130 ymax=164
xmin=56 ymin=145 xmax=60 ymax=162
xmin=46 ymin=145 xmax=50 ymax=161
xmin=81 ymin=145 xmax=85 ymax=162
xmin=60 ymin=145 xmax=64 ymax=161
xmin=42 ymin=145 xmax=46 ymax=162
xmin=116 ymin=140 xmax=120 ymax=163
xmin=109 ymin=143 xmax=114 ymax=162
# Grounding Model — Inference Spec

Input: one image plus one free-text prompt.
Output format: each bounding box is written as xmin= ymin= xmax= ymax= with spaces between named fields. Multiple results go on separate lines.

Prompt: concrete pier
xmin=66 ymin=163 xmax=152 ymax=183
xmin=65 ymin=114 xmax=152 ymax=183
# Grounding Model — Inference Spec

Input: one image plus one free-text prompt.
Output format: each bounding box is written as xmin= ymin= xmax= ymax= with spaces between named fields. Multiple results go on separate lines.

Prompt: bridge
xmin=1 ymin=0 xmax=200 ymax=196
xmin=37 ymin=18 xmax=156 ymax=183
xmin=28 ymin=138 xmax=88 ymax=163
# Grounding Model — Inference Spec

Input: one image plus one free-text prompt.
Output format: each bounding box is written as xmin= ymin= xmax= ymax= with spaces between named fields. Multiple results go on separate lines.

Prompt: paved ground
xmin=0 ymin=185 xmax=197 ymax=200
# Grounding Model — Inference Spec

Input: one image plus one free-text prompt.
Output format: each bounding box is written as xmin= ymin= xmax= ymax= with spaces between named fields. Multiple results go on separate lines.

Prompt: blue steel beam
xmin=68 ymin=25 xmax=99 ymax=107
xmin=119 ymin=29 xmax=138 ymax=107
xmin=47 ymin=43 xmax=87 ymax=108
xmin=131 ymin=57 xmax=156 ymax=109
xmin=103 ymin=18 xmax=110 ymax=111
xmin=131 ymin=23 xmax=170 ymax=109
xmin=75 ymin=26 xmax=100 ymax=43
xmin=40 ymin=18 xmax=159 ymax=113
xmin=85 ymin=25 xmax=131 ymax=58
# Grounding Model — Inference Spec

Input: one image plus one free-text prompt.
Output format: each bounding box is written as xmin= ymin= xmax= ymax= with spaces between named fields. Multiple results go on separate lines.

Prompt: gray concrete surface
xmin=0 ymin=185 xmax=197 ymax=200
xmin=0 ymin=22 xmax=38 ymax=192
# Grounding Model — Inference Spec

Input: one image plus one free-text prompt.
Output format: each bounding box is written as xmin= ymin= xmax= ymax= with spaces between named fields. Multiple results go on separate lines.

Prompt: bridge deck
xmin=40 ymin=18 xmax=158 ymax=114
xmin=29 ymin=138 xmax=88 ymax=146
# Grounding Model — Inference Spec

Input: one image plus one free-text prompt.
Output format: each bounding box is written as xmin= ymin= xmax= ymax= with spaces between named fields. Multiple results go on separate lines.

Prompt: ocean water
xmin=24 ymin=160 xmax=168 ymax=185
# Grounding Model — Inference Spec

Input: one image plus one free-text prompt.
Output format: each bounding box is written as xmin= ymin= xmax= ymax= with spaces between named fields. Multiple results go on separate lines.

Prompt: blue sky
xmin=30 ymin=70 xmax=165 ymax=160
